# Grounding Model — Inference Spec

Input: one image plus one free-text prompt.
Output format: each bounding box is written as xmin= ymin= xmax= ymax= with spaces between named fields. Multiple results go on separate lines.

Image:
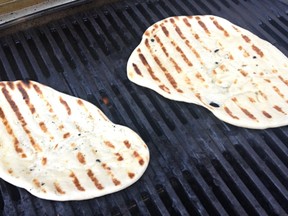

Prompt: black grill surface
xmin=1 ymin=0 xmax=288 ymax=215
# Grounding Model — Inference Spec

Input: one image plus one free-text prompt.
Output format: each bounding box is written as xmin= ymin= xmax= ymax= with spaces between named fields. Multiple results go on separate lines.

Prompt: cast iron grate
xmin=0 ymin=0 xmax=288 ymax=215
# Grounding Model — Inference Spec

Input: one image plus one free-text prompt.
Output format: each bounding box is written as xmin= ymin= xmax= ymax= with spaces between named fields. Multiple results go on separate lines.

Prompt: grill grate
xmin=0 ymin=0 xmax=288 ymax=215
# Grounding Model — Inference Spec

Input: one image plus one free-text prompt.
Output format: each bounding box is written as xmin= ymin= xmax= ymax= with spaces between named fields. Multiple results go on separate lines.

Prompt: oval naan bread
xmin=127 ymin=15 xmax=288 ymax=129
xmin=0 ymin=80 xmax=149 ymax=201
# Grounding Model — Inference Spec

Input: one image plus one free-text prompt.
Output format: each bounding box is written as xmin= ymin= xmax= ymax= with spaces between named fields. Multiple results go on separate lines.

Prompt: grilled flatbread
xmin=0 ymin=80 xmax=149 ymax=201
xmin=127 ymin=15 xmax=288 ymax=129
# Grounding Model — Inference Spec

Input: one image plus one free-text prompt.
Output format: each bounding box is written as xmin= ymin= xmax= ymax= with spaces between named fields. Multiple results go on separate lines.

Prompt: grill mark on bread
xmin=17 ymin=83 xmax=36 ymax=114
xmin=161 ymin=25 xmax=169 ymax=37
xmin=132 ymin=63 xmax=142 ymax=76
xmin=172 ymin=19 xmax=204 ymax=65
xmin=133 ymin=151 xmax=145 ymax=166
xmin=2 ymin=87 xmax=42 ymax=152
xmin=240 ymin=34 xmax=263 ymax=58
xmin=115 ymin=153 xmax=124 ymax=161
xmin=87 ymin=169 xmax=104 ymax=190
xmin=224 ymin=106 xmax=239 ymax=119
xmin=252 ymin=44 xmax=264 ymax=57
xmin=54 ymin=182 xmax=66 ymax=194
xmin=154 ymin=35 xmax=169 ymax=57
xmin=154 ymin=56 xmax=183 ymax=93
xmin=239 ymin=69 xmax=248 ymax=77
xmin=77 ymin=98 xmax=102 ymax=122
xmin=128 ymin=172 xmax=135 ymax=179
xmin=242 ymin=34 xmax=251 ymax=43
xmin=104 ymin=141 xmax=115 ymax=149
xmin=33 ymin=179 xmax=41 ymax=188
xmin=183 ymin=17 xmax=191 ymax=27
xmin=196 ymin=17 xmax=210 ymax=34
xmin=77 ymin=152 xmax=86 ymax=164
xmin=32 ymin=83 xmax=42 ymax=94
xmin=102 ymin=163 xmax=122 ymax=186
xmin=238 ymin=45 xmax=250 ymax=57
xmin=42 ymin=157 xmax=47 ymax=166
xmin=240 ymin=107 xmax=258 ymax=121
xmin=232 ymin=97 xmax=257 ymax=120
xmin=97 ymin=110 xmax=109 ymax=121
xmin=70 ymin=172 xmax=85 ymax=191
xmin=8 ymin=168 xmax=13 ymax=174
xmin=112 ymin=178 xmax=121 ymax=186
xmin=63 ymin=132 xmax=71 ymax=139
xmin=0 ymin=107 xmax=26 ymax=158
xmin=195 ymin=93 xmax=206 ymax=105
xmin=212 ymin=19 xmax=229 ymax=37
xmin=195 ymin=72 xmax=205 ymax=82
xmin=171 ymin=40 xmax=193 ymax=67
xmin=262 ymin=111 xmax=272 ymax=118
xmin=273 ymin=86 xmax=285 ymax=99
xmin=278 ymin=76 xmax=288 ymax=86
xmin=154 ymin=35 xmax=182 ymax=73
xmin=258 ymin=90 xmax=268 ymax=100
xmin=170 ymin=58 xmax=182 ymax=73
xmin=248 ymin=97 xmax=256 ymax=103
xmin=77 ymin=99 xmax=84 ymax=106
xmin=273 ymin=105 xmax=286 ymax=114
xmin=7 ymin=82 xmax=15 ymax=90
xmin=102 ymin=163 xmax=111 ymax=171
xmin=159 ymin=85 xmax=171 ymax=93
xmin=264 ymin=79 xmax=271 ymax=83
xmin=181 ymin=18 xmax=210 ymax=51
xmin=33 ymin=179 xmax=46 ymax=193
xmin=59 ymin=97 xmax=71 ymax=115
xmin=32 ymin=84 xmax=66 ymax=135
xmin=138 ymin=52 xmax=161 ymax=82
xmin=32 ymin=84 xmax=54 ymax=113
xmin=185 ymin=39 xmax=202 ymax=60
xmin=39 ymin=122 xmax=48 ymax=133
xmin=160 ymin=23 xmax=193 ymax=67
xmin=124 ymin=140 xmax=131 ymax=148
xmin=145 ymin=38 xmax=183 ymax=93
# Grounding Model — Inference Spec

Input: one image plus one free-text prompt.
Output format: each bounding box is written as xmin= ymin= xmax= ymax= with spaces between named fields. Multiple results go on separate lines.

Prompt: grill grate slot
xmin=93 ymin=13 xmax=121 ymax=51
xmin=103 ymin=8 xmax=131 ymax=46
xmin=60 ymin=24 xmax=89 ymax=65
xmin=183 ymin=170 xmax=227 ymax=216
xmin=212 ymin=156 xmax=265 ymax=216
xmin=1 ymin=44 xmax=22 ymax=80
xmin=50 ymin=27 xmax=77 ymax=69
xmin=14 ymin=39 xmax=38 ymax=80
xmin=235 ymin=144 xmax=286 ymax=215
xmin=169 ymin=176 xmax=208 ymax=216
xmin=21 ymin=36 xmax=49 ymax=80
xmin=0 ymin=55 xmax=9 ymax=81
xmin=35 ymin=29 xmax=64 ymax=73
xmin=195 ymin=163 xmax=246 ymax=216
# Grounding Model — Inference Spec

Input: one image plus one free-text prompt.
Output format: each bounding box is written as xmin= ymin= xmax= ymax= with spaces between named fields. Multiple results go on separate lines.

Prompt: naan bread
xmin=0 ymin=80 xmax=149 ymax=201
xmin=127 ymin=15 xmax=288 ymax=129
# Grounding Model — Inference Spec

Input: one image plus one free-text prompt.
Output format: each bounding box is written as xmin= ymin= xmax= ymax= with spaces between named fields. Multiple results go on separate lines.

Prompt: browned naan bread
xmin=0 ymin=80 xmax=149 ymax=201
xmin=127 ymin=15 xmax=288 ymax=129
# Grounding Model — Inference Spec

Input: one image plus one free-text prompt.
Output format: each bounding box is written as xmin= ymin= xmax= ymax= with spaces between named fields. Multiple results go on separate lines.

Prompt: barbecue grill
xmin=0 ymin=0 xmax=288 ymax=215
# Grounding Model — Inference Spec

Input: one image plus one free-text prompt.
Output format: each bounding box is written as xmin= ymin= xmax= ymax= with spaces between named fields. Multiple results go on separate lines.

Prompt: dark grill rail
xmin=0 ymin=0 xmax=288 ymax=215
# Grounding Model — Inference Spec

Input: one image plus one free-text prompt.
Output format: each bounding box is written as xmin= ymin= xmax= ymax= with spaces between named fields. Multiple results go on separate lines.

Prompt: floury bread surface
xmin=0 ymin=80 xmax=149 ymax=201
xmin=127 ymin=15 xmax=288 ymax=129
